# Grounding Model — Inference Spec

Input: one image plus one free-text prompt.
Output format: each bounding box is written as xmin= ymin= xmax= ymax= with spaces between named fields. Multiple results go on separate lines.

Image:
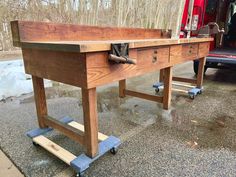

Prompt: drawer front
xmin=182 ymin=43 xmax=198 ymax=59
xmin=198 ymin=42 xmax=210 ymax=58
xmin=137 ymin=47 xmax=170 ymax=72
xmin=170 ymin=44 xmax=199 ymax=65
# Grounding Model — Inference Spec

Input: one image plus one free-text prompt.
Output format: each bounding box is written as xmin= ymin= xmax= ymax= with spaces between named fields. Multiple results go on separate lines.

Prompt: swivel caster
xmin=155 ymin=88 xmax=160 ymax=94
xmin=189 ymin=95 xmax=195 ymax=100
xmin=76 ymin=172 xmax=84 ymax=177
xmin=110 ymin=147 xmax=118 ymax=155
xmin=32 ymin=141 xmax=39 ymax=147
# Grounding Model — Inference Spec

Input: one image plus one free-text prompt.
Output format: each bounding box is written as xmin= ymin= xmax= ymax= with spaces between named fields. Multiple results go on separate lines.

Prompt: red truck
xmin=181 ymin=0 xmax=236 ymax=74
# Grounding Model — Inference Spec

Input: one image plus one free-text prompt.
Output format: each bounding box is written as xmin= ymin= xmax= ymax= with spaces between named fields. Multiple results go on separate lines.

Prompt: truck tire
xmin=193 ymin=60 xmax=207 ymax=75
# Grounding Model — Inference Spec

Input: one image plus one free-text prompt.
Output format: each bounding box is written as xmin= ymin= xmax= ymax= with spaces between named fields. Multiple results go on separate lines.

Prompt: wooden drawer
xmin=170 ymin=44 xmax=198 ymax=65
xmin=182 ymin=43 xmax=198 ymax=59
xmin=137 ymin=47 xmax=170 ymax=72
xmin=198 ymin=42 xmax=210 ymax=58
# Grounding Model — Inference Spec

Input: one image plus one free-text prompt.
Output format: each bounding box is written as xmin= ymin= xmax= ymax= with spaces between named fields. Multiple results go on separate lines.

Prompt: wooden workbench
xmin=11 ymin=21 xmax=213 ymax=175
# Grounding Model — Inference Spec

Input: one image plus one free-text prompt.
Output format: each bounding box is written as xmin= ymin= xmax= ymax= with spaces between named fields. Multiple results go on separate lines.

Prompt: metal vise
xmin=108 ymin=43 xmax=137 ymax=65
xmin=197 ymin=22 xmax=225 ymax=46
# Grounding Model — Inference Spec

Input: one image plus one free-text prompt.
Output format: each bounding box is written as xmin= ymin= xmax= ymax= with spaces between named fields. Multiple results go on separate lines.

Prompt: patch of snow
xmin=0 ymin=60 xmax=52 ymax=100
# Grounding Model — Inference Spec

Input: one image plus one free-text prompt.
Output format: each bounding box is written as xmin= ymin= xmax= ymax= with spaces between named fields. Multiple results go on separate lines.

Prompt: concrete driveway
xmin=0 ymin=61 xmax=235 ymax=177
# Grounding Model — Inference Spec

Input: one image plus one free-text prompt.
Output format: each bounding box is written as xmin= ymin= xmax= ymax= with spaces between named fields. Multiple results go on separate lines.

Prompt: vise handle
xmin=108 ymin=43 xmax=136 ymax=65
xmin=109 ymin=54 xmax=137 ymax=64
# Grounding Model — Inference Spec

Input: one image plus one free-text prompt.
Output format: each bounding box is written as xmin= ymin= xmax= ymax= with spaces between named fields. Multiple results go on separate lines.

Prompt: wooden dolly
xmin=11 ymin=21 xmax=212 ymax=176
xmin=153 ymin=61 xmax=206 ymax=99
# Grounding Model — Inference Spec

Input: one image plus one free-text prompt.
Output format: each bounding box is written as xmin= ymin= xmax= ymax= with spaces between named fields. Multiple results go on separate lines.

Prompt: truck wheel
xmin=193 ymin=61 xmax=207 ymax=75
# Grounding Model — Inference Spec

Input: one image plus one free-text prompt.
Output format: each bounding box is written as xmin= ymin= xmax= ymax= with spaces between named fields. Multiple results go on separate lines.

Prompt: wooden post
xmin=119 ymin=79 xmax=126 ymax=98
xmin=163 ymin=67 xmax=173 ymax=110
xmin=32 ymin=76 xmax=48 ymax=128
xmin=159 ymin=69 xmax=165 ymax=82
xmin=196 ymin=57 xmax=206 ymax=88
xmin=82 ymin=88 xmax=98 ymax=158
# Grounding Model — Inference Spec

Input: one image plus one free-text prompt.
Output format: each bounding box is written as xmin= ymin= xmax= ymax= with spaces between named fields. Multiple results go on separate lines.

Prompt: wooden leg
xmin=119 ymin=79 xmax=126 ymax=98
xmin=159 ymin=69 xmax=165 ymax=82
xmin=82 ymin=88 xmax=98 ymax=158
xmin=32 ymin=76 xmax=48 ymax=128
xmin=163 ymin=67 xmax=173 ymax=110
xmin=196 ymin=57 xmax=206 ymax=88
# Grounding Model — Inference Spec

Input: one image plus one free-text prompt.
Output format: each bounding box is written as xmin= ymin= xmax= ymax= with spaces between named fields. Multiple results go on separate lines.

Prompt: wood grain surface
xmin=22 ymin=48 xmax=87 ymax=87
xmin=11 ymin=20 xmax=171 ymax=47
xmin=19 ymin=38 xmax=213 ymax=53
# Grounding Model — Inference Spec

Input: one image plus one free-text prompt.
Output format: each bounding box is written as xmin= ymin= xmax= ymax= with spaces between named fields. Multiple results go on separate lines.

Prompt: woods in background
xmin=0 ymin=0 xmax=185 ymax=51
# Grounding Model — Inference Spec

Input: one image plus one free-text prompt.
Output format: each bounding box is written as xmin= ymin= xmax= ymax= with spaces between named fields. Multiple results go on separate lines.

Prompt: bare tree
xmin=0 ymin=0 xmax=185 ymax=51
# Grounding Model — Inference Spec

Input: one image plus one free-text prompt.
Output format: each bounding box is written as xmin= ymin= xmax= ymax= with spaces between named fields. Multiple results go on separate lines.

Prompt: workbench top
xmin=20 ymin=37 xmax=213 ymax=53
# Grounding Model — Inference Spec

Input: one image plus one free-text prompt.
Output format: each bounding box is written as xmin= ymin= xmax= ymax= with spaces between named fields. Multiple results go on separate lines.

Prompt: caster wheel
xmin=110 ymin=147 xmax=118 ymax=155
xmin=76 ymin=172 xmax=84 ymax=177
xmin=33 ymin=141 xmax=39 ymax=147
xmin=198 ymin=90 xmax=202 ymax=95
xmin=189 ymin=95 xmax=195 ymax=100
xmin=155 ymin=88 xmax=160 ymax=94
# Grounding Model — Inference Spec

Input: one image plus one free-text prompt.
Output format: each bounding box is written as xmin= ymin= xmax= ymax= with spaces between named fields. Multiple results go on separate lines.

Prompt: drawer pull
xmin=152 ymin=56 xmax=157 ymax=63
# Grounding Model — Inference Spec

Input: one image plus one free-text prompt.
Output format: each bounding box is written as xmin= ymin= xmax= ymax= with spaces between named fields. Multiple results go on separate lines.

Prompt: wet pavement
xmin=0 ymin=62 xmax=235 ymax=177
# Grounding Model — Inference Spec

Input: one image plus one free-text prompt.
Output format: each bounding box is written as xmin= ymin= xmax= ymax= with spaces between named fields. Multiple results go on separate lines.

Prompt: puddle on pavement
xmin=205 ymin=68 xmax=236 ymax=84
xmin=169 ymin=87 xmax=236 ymax=152
xmin=170 ymin=110 xmax=236 ymax=151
